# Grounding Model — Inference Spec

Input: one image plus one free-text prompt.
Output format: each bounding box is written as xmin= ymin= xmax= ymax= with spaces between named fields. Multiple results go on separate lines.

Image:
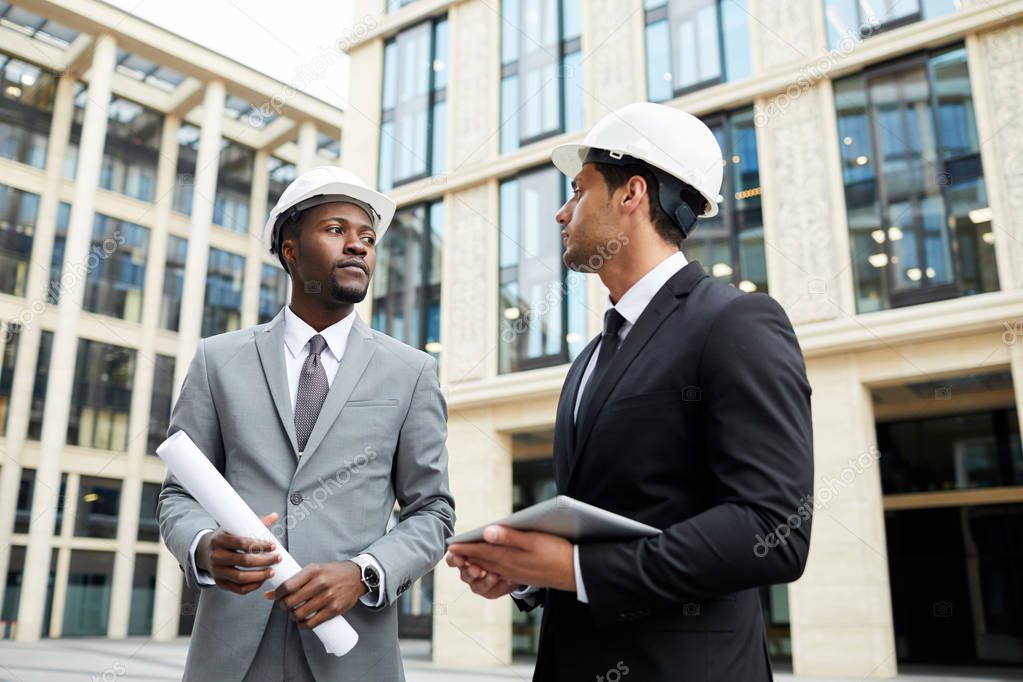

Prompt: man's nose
xmin=344 ymin=236 xmax=369 ymax=255
xmin=555 ymin=202 xmax=570 ymax=226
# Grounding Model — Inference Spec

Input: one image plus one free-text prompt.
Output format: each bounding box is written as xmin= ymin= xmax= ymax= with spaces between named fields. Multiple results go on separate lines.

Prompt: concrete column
xmin=174 ymin=79 xmax=225 ymax=395
xmin=107 ymin=115 xmax=181 ymax=639
xmin=151 ymin=545 xmax=183 ymax=641
xmin=16 ymin=34 xmax=118 ymax=643
xmin=241 ymin=149 xmax=270 ymax=329
xmin=791 ymin=356 xmax=896 ymax=678
xmin=343 ymin=41 xmax=384 ymax=185
xmin=432 ymin=414 xmax=513 ymax=666
xmin=296 ymin=120 xmax=318 ymax=175
xmin=0 ymin=72 xmax=77 ymax=617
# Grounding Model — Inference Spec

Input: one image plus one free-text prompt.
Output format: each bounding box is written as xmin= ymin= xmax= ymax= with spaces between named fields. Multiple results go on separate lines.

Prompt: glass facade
xmin=159 ymin=235 xmax=187 ymax=331
xmin=379 ymin=15 xmax=448 ymax=190
xmin=128 ymin=553 xmax=157 ymax=635
xmin=137 ymin=483 xmax=161 ymax=542
xmin=67 ymin=339 xmax=136 ymax=451
xmin=74 ymin=476 xmax=121 ymax=539
xmin=14 ymin=468 xmax=67 ymax=535
xmin=825 ymin=0 xmax=959 ymax=49
xmin=0 ymin=53 xmax=55 ymax=169
xmin=202 ymin=248 xmax=244 ymax=337
xmin=500 ymin=0 xmax=583 ymax=154
xmin=371 ymin=201 xmax=444 ymax=358
xmin=686 ymin=108 xmax=767 ymax=293
xmin=258 ymin=263 xmax=289 ymax=324
xmin=267 ymin=156 xmax=295 ymax=208
xmin=499 ymin=166 xmax=586 ymax=373
xmin=835 ymin=45 xmax=997 ymax=313
xmin=46 ymin=202 xmax=70 ymax=305
xmin=82 ymin=214 xmax=149 ymax=322
xmin=0 ymin=183 xmax=39 ymax=297
xmin=213 ymin=139 xmax=254 ymax=233
xmin=62 ymin=550 xmax=114 ymax=636
xmin=172 ymin=123 xmax=200 ymax=216
xmin=0 ymin=322 xmax=19 ymax=433
xmin=27 ymin=329 xmax=53 ymax=441
xmin=147 ymin=354 xmax=175 ymax=456
xmin=98 ymin=97 xmax=162 ymax=202
xmin=645 ymin=0 xmax=752 ymax=103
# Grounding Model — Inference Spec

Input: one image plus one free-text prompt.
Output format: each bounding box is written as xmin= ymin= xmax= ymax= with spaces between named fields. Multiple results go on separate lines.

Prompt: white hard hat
xmin=263 ymin=165 xmax=396 ymax=270
xmin=551 ymin=102 xmax=723 ymax=236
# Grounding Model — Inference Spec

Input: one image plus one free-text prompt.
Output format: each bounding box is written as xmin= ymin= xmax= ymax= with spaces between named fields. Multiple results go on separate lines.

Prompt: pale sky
xmin=102 ymin=0 xmax=355 ymax=108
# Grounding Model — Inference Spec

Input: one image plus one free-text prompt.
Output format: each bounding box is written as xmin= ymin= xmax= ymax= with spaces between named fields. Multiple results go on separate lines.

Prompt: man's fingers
xmin=445 ymin=551 xmax=465 ymax=568
xmin=218 ymin=566 xmax=274 ymax=585
xmin=290 ymin=591 xmax=330 ymax=623
xmin=213 ymin=548 xmax=280 ymax=568
xmin=260 ymin=512 xmax=279 ymax=528
xmin=272 ymin=566 xmax=315 ymax=601
xmin=215 ymin=532 xmax=275 ymax=554
xmin=482 ymin=525 xmax=531 ymax=548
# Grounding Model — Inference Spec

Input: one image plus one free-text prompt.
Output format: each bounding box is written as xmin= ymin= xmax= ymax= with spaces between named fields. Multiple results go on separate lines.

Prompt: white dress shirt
xmin=189 ymin=306 xmax=386 ymax=607
xmin=513 ymin=250 xmax=689 ymax=605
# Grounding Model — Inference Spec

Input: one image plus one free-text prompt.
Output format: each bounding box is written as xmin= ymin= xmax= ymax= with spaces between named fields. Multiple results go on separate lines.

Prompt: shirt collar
xmin=610 ymin=251 xmax=689 ymax=326
xmin=282 ymin=305 xmax=356 ymax=361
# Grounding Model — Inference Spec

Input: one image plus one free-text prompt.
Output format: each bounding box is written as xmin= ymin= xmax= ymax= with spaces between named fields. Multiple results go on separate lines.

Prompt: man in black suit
xmin=446 ymin=102 xmax=813 ymax=681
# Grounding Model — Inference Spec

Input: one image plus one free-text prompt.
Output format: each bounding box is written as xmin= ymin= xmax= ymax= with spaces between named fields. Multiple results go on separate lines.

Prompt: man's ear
xmin=620 ymin=175 xmax=649 ymax=217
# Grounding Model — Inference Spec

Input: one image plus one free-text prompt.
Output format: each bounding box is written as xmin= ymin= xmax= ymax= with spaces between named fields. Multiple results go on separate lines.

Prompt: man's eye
xmin=328 ymin=225 xmax=342 ymax=233
xmin=362 ymin=236 xmax=376 ymax=245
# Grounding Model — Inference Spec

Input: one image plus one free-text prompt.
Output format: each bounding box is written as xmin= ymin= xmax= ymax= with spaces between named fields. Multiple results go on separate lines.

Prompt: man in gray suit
xmin=158 ymin=166 xmax=454 ymax=681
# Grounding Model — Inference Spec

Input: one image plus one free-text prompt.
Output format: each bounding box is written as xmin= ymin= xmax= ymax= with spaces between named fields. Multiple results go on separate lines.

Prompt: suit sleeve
xmin=359 ymin=356 xmax=456 ymax=607
xmin=157 ymin=340 xmax=225 ymax=589
xmin=578 ymin=294 xmax=814 ymax=626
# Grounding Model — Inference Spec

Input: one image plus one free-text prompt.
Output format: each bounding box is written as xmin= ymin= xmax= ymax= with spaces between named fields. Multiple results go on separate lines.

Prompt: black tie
xmin=576 ymin=308 xmax=626 ymax=427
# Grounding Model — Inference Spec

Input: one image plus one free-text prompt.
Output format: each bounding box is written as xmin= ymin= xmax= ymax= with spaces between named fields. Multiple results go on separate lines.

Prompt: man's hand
xmin=264 ymin=561 xmax=367 ymax=629
xmin=446 ymin=526 xmax=575 ymax=592
xmin=197 ymin=512 xmax=280 ymax=595
xmin=445 ymin=551 xmax=522 ymax=599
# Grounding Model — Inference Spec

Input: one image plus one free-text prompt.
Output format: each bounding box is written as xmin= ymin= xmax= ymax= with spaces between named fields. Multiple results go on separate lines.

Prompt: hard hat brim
xmin=551 ymin=142 xmax=720 ymax=219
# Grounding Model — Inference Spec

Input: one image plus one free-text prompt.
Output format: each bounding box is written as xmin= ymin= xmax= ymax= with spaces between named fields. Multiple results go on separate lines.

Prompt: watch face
xmin=364 ymin=565 xmax=381 ymax=589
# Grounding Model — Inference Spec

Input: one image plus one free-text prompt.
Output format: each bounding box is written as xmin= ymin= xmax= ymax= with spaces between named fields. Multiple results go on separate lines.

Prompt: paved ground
xmin=1 ymin=637 xmax=1022 ymax=681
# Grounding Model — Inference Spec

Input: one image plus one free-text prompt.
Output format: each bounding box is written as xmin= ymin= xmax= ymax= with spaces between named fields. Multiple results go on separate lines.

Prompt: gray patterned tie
xmin=294 ymin=334 xmax=329 ymax=454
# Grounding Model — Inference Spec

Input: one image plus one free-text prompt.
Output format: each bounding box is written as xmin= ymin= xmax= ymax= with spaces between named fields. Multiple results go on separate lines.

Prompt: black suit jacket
xmin=520 ymin=261 xmax=813 ymax=682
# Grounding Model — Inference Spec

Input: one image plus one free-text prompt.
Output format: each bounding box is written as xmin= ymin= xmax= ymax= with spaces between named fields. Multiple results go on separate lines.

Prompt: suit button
xmin=290 ymin=492 xmax=304 ymax=505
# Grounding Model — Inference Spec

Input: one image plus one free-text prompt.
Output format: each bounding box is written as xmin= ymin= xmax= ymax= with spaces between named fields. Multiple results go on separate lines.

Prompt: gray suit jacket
xmin=158 ymin=310 xmax=455 ymax=682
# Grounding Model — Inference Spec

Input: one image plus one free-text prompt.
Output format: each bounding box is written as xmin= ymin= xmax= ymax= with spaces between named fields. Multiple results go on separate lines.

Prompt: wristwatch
xmin=351 ymin=555 xmax=381 ymax=592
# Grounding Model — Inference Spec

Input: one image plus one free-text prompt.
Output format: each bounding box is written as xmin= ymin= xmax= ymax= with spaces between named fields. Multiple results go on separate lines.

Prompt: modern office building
xmin=342 ymin=0 xmax=1023 ymax=677
xmin=0 ymin=0 xmax=346 ymax=644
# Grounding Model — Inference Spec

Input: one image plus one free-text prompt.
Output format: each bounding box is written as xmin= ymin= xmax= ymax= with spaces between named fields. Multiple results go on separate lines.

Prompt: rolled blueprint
xmin=156 ymin=430 xmax=358 ymax=656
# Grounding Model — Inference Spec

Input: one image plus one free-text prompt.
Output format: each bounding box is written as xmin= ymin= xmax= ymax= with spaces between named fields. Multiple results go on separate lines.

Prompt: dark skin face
xmin=280 ymin=201 xmax=378 ymax=332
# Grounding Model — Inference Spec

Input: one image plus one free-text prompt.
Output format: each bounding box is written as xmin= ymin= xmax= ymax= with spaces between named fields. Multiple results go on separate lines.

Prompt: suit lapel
xmin=254 ymin=310 xmax=299 ymax=456
xmin=554 ymin=336 xmax=599 ymax=492
xmin=567 ymin=261 xmax=709 ymax=490
xmin=295 ymin=316 xmax=377 ymax=473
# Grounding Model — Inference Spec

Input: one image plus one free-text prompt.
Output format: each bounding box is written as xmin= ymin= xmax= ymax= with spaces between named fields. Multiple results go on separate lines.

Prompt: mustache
xmin=335 ymin=259 xmax=369 ymax=274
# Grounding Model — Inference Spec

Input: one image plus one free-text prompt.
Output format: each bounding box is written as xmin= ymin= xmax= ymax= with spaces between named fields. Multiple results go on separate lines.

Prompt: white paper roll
xmin=157 ymin=430 xmax=359 ymax=656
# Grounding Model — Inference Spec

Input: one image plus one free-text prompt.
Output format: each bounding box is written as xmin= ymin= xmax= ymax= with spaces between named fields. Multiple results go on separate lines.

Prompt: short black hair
xmin=276 ymin=209 xmax=305 ymax=273
xmin=590 ymin=162 xmax=705 ymax=249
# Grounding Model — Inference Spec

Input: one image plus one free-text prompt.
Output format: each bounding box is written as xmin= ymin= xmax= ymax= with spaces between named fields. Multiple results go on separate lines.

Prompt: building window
xmin=686 ymin=108 xmax=766 ymax=293
xmin=82 ymin=214 xmax=149 ymax=322
xmin=2 ymin=546 xmax=58 ymax=636
xmin=371 ymin=201 xmax=444 ymax=358
xmin=387 ymin=0 xmax=418 ymax=11
xmin=62 ymin=84 xmax=86 ymax=180
xmin=67 ymin=339 xmax=136 ymax=450
xmin=14 ymin=468 xmax=67 ymax=534
xmin=0 ymin=54 xmax=54 ymax=168
xmin=500 ymin=0 xmax=583 ymax=154
xmin=214 ymin=140 xmax=254 ymax=233
xmin=499 ymin=166 xmax=587 ymax=373
xmin=172 ymin=123 xmax=200 ymax=216
xmin=74 ymin=476 xmax=121 ymax=539
xmin=835 ymin=45 xmax=997 ymax=313
xmin=63 ymin=550 xmax=114 ymax=636
xmin=0 ymin=184 xmax=39 ymax=297
xmin=27 ymin=329 xmax=53 ymax=441
xmin=824 ymin=0 xmax=959 ymax=49
xmin=379 ymin=16 xmax=448 ymax=191
xmin=98 ymin=97 xmax=162 ymax=202
xmin=46 ymin=202 xmax=70 ymax=305
xmin=159 ymin=235 xmax=188 ymax=331
xmin=128 ymin=553 xmax=157 ymax=635
xmin=137 ymin=483 xmax=161 ymax=542
xmin=645 ymin=0 xmax=752 ymax=103
xmin=147 ymin=354 xmax=175 ymax=455
xmin=203 ymin=248 xmax=244 ymax=337
xmin=259 ymin=263 xmax=289 ymax=324
xmin=0 ymin=322 xmax=20 ymax=434
xmin=267 ymin=156 xmax=296 ymax=209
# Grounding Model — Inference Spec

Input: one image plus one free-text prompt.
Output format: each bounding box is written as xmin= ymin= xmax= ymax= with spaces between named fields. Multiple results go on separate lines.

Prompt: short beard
xmin=330 ymin=279 xmax=369 ymax=304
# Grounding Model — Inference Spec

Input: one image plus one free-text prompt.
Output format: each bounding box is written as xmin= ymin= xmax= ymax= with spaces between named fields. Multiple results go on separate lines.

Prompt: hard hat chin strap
xmin=583 ymin=148 xmax=700 ymax=238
